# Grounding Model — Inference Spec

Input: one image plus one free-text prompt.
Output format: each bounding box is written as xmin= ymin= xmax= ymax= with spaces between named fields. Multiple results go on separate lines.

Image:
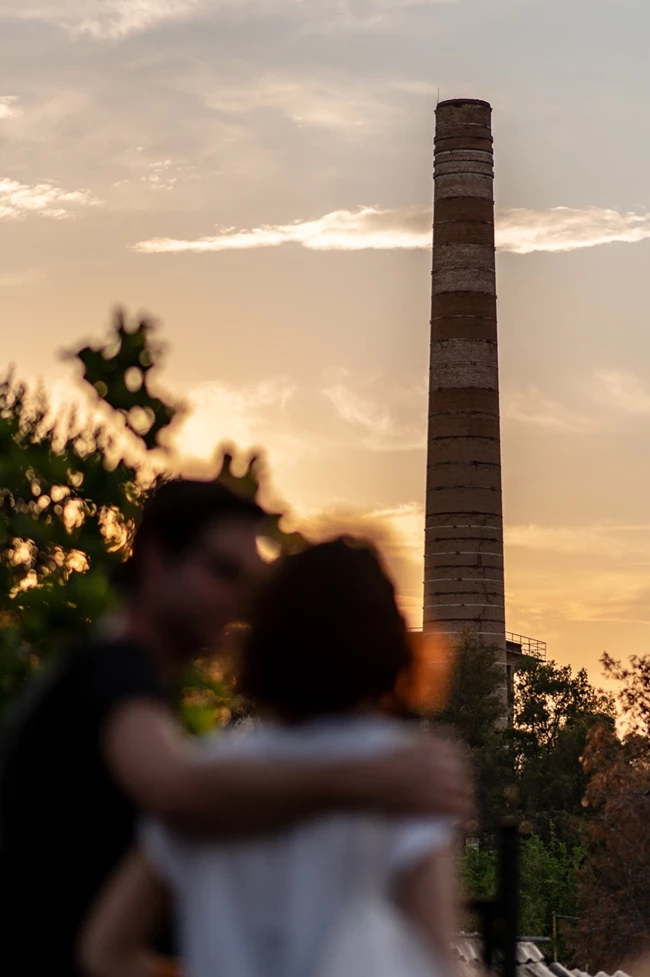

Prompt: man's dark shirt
xmin=0 ymin=638 xmax=168 ymax=974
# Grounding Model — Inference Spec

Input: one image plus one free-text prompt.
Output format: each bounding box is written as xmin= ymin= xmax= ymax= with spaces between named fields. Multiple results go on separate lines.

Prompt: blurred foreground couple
xmin=0 ymin=479 xmax=471 ymax=977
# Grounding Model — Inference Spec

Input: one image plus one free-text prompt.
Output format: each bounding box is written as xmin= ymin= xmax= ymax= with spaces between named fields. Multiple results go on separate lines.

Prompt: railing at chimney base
xmin=506 ymin=633 xmax=547 ymax=661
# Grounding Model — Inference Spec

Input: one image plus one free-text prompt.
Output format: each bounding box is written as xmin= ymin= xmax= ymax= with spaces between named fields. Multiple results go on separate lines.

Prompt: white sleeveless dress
xmin=141 ymin=714 xmax=454 ymax=977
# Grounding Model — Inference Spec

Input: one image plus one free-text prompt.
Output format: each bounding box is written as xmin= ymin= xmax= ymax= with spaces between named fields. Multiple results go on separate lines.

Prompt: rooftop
xmin=453 ymin=937 xmax=632 ymax=977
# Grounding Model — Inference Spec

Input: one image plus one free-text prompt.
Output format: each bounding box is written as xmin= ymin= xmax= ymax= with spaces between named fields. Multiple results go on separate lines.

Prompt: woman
xmin=80 ymin=537 xmax=461 ymax=977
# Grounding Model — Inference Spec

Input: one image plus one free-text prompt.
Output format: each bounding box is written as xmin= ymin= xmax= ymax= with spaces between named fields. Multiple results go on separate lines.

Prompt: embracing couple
xmin=0 ymin=478 xmax=470 ymax=977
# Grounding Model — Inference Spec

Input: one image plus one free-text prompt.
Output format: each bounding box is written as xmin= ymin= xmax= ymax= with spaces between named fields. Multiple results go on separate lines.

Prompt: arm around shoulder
xmin=102 ymin=702 xmax=471 ymax=835
xmin=102 ymin=699 xmax=373 ymax=835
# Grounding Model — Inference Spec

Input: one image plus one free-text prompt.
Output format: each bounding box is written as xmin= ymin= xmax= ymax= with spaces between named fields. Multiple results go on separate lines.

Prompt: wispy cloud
xmin=112 ymin=156 xmax=189 ymax=194
xmin=505 ymin=523 xmax=650 ymax=632
xmin=1 ymin=1 xmax=205 ymax=40
xmin=595 ymin=370 xmax=650 ymax=415
xmin=0 ymin=96 xmax=20 ymax=120
xmin=0 ymin=270 xmax=43 ymax=288
xmin=133 ymin=203 xmax=650 ymax=256
xmin=171 ymin=377 xmax=301 ymax=465
xmin=322 ymin=381 xmax=425 ymax=451
xmin=507 ymin=568 xmax=650 ymax=629
xmin=199 ymin=74 xmax=386 ymax=132
xmin=506 ymin=523 xmax=650 ymax=561
xmin=0 ymin=177 xmax=100 ymax=221
xmin=1 ymin=0 xmax=457 ymax=40
xmin=501 ymin=389 xmax=594 ymax=432
xmin=132 ymin=206 xmax=429 ymax=254
xmin=496 ymin=206 xmax=650 ymax=254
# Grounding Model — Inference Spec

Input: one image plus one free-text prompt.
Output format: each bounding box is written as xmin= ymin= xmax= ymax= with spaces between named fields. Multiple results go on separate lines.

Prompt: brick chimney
xmin=424 ymin=99 xmax=505 ymax=659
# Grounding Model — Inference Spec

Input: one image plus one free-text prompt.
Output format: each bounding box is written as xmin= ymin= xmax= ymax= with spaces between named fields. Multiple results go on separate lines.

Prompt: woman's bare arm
xmin=78 ymin=849 xmax=177 ymax=977
xmin=395 ymin=843 xmax=461 ymax=977
xmin=102 ymin=700 xmax=471 ymax=836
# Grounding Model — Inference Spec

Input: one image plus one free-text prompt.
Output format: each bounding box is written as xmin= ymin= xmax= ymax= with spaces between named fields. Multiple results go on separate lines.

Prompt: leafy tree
xmin=514 ymin=659 xmax=614 ymax=748
xmin=574 ymin=655 xmax=650 ymax=971
xmin=512 ymin=659 xmax=616 ymax=843
xmin=577 ymin=721 xmax=650 ymax=971
xmin=0 ymin=309 xmax=302 ymax=725
xmin=439 ymin=635 xmax=615 ymax=852
xmin=461 ymin=829 xmax=581 ymax=953
xmin=601 ymin=651 xmax=650 ymax=737
xmin=460 ymin=843 xmax=496 ymax=902
xmin=519 ymin=830 xmax=582 ymax=949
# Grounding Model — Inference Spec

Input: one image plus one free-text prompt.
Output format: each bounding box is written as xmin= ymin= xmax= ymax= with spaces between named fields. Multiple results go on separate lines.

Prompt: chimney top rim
xmin=437 ymin=98 xmax=492 ymax=109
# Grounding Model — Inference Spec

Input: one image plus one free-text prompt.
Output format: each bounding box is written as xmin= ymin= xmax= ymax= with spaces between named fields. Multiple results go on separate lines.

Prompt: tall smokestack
xmin=424 ymin=98 xmax=505 ymax=658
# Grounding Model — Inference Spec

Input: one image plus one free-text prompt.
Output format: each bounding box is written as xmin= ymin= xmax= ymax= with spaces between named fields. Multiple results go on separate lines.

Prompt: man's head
xmin=121 ymin=479 xmax=265 ymax=658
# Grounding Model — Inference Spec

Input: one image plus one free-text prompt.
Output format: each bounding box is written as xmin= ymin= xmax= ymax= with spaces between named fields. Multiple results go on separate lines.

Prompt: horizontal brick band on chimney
xmin=434 ymin=173 xmax=494 ymax=200
xmin=429 ymin=577 xmax=504 ymax=603
xmin=426 ymin=562 xmax=504 ymax=578
xmin=434 ymin=198 xmax=495 ymax=225
xmin=426 ymin=566 xmax=503 ymax=583
xmin=434 ymin=220 xmax=495 ymax=248
xmin=432 ymin=291 xmax=496 ymax=317
xmin=425 ymin=539 xmax=503 ymax=554
xmin=426 ymin=543 xmax=502 ymax=555
xmin=431 ymin=318 xmax=497 ymax=342
xmin=434 ymin=136 xmax=494 ymax=155
xmin=434 ymin=160 xmax=494 ymax=179
xmin=424 ymin=609 xmax=506 ymax=626
xmin=427 ymin=462 xmax=502 ymax=491
xmin=435 ymin=149 xmax=493 ymax=168
xmin=425 ymin=546 xmax=504 ymax=562
xmin=427 ymin=411 xmax=501 ymax=437
xmin=426 ymin=524 xmax=502 ymax=540
xmin=426 ymin=488 xmax=503 ymax=517
xmin=426 ymin=513 xmax=502 ymax=530
xmin=425 ymin=594 xmax=504 ymax=608
xmin=431 ymin=633 xmax=507 ymax=647
xmin=430 ymin=338 xmax=498 ymax=389
xmin=433 ymin=242 xmax=496 ymax=271
xmin=433 ymin=268 xmax=495 ymax=293
xmin=435 ymin=121 xmax=492 ymax=140
xmin=428 ymin=388 xmax=499 ymax=413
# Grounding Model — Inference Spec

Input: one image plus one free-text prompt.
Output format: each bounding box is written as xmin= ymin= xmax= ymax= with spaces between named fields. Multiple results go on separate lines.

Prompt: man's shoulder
xmin=73 ymin=636 xmax=166 ymax=703
xmin=71 ymin=634 xmax=152 ymax=662
xmin=9 ymin=638 xmax=161 ymax=727
xmin=65 ymin=636 xmax=157 ymax=681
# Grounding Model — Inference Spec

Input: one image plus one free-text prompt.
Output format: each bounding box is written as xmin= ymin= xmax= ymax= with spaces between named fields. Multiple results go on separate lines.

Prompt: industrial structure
xmin=423 ymin=98 xmax=544 ymax=694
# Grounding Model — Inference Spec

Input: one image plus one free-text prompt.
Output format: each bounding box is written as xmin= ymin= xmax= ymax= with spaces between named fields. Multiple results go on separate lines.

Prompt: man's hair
xmin=117 ymin=478 xmax=264 ymax=591
xmin=239 ymin=536 xmax=413 ymax=721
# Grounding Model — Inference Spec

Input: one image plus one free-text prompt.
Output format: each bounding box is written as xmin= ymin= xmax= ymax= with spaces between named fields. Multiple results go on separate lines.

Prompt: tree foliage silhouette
xmin=574 ymin=654 xmax=650 ymax=970
xmin=0 ymin=309 xmax=303 ymax=723
xmin=442 ymin=636 xmax=617 ymax=958
xmin=511 ymin=657 xmax=615 ymax=844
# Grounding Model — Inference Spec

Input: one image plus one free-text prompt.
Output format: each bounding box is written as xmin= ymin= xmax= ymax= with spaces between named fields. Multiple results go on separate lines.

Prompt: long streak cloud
xmin=133 ymin=204 xmax=650 ymax=256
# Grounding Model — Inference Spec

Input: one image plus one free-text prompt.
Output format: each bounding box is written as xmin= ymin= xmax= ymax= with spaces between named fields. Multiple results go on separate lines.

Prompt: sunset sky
xmin=1 ymin=0 xmax=650 ymax=681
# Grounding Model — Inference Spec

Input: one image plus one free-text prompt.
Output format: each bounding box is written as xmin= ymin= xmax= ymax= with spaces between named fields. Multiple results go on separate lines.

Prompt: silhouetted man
xmin=0 ymin=478 xmax=469 ymax=975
